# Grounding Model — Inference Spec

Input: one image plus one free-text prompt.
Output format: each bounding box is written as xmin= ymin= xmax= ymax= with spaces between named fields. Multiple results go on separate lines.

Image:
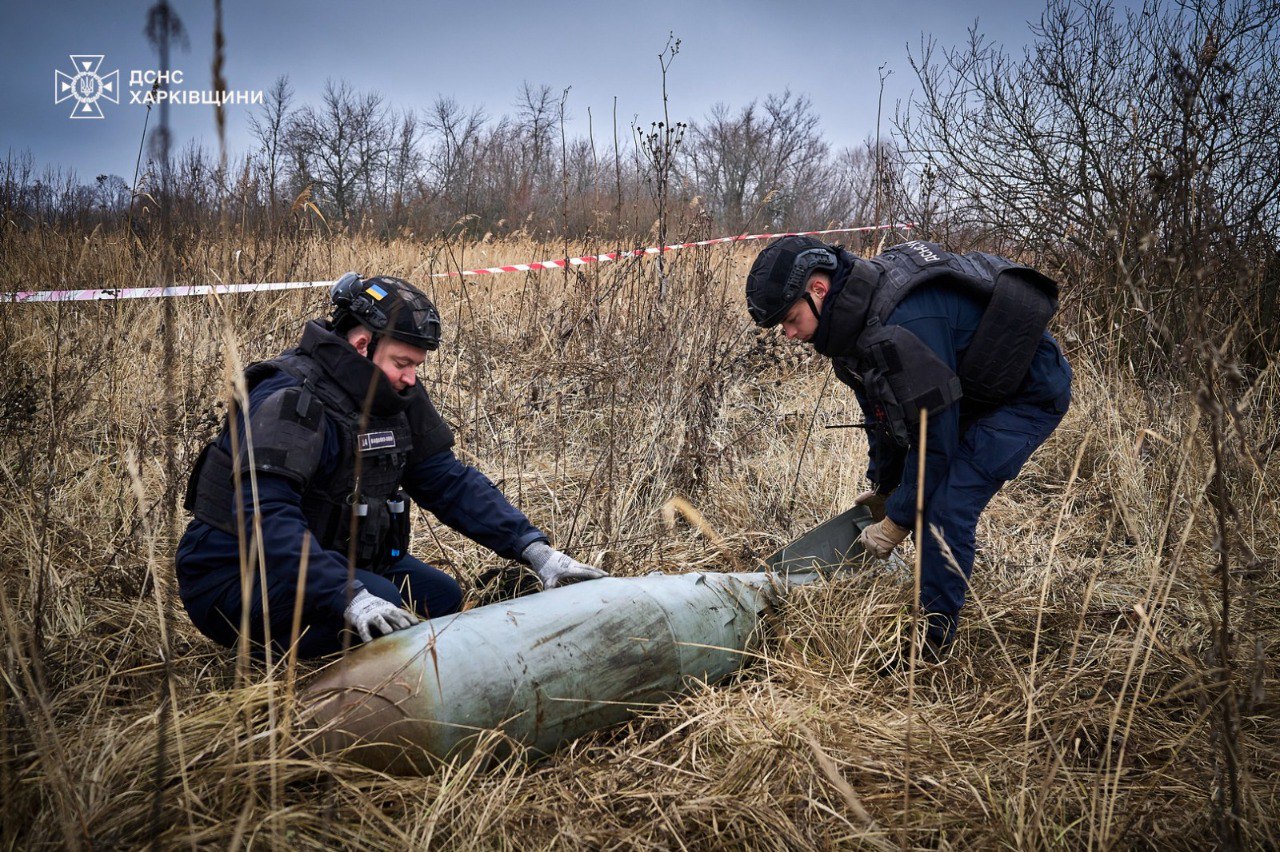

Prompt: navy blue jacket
xmin=176 ymin=370 xmax=546 ymax=617
xmin=832 ymin=281 xmax=1072 ymax=528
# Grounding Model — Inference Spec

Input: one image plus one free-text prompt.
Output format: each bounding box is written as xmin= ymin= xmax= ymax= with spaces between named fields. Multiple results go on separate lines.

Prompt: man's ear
xmin=348 ymin=327 xmax=372 ymax=356
xmin=809 ymin=276 xmax=830 ymax=300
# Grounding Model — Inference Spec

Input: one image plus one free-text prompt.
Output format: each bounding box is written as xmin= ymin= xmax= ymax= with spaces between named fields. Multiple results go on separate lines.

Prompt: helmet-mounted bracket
xmin=786 ymin=247 xmax=839 ymax=299
xmin=330 ymin=272 xmax=376 ymax=326
xmin=330 ymin=271 xmax=442 ymax=351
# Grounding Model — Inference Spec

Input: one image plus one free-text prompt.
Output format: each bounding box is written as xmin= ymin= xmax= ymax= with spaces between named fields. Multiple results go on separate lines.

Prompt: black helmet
xmin=330 ymin=272 xmax=442 ymax=351
xmin=745 ymin=236 xmax=838 ymax=327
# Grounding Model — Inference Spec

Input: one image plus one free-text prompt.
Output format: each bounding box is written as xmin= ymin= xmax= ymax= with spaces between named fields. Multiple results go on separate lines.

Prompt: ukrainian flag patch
xmin=366 ymin=284 xmax=388 ymax=301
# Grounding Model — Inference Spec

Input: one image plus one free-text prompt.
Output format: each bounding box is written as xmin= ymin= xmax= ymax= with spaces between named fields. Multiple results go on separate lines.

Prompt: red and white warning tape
xmin=1 ymin=223 xmax=913 ymax=304
xmin=435 ymin=223 xmax=914 ymax=277
xmin=0 ymin=279 xmax=337 ymax=304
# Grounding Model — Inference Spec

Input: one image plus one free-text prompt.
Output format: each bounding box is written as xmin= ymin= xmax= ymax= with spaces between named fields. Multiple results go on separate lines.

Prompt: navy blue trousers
xmin=180 ymin=553 xmax=462 ymax=659
xmin=917 ymin=398 xmax=1067 ymax=645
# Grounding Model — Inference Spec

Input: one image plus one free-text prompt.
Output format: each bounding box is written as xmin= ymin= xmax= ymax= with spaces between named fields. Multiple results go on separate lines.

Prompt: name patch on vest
xmin=900 ymin=240 xmax=946 ymax=267
xmin=358 ymin=430 xmax=397 ymax=452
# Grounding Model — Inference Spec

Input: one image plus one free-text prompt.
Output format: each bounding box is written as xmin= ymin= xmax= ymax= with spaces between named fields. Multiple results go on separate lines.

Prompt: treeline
xmin=2 ymin=0 xmax=1277 ymax=370
xmin=1 ymin=78 xmax=890 ymax=241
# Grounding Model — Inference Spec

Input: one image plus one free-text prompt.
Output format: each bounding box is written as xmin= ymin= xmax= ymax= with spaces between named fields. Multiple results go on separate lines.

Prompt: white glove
xmin=522 ymin=541 xmax=608 ymax=589
xmin=342 ymin=589 xmax=419 ymax=643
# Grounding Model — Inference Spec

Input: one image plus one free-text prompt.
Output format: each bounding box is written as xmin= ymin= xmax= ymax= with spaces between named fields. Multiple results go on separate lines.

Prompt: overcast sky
xmin=5 ymin=0 xmax=1052 ymax=182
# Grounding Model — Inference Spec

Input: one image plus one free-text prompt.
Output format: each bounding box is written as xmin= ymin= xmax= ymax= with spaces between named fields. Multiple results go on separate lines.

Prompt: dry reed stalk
xmin=0 ymin=230 xmax=1275 ymax=848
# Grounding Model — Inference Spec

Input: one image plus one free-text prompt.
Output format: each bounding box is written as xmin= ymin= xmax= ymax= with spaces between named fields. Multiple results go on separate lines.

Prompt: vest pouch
xmin=298 ymin=491 xmax=383 ymax=570
xmin=186 ymin=442 xmax=237 ymax=534
xmin=959 ymin=268 xmax=1055 ymax=406
xmin=859 ymin=325 xmax=963 ymax=447
xmin=351 ymin=497 xmax=393 ymax=571
xmin=860 ymin=364 xmax=912 ymax=447
xmin=345 ymin=422 xmax=412 ymax=570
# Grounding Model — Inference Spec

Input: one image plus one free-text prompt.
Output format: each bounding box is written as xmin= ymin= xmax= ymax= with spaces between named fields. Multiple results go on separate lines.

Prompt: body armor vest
xmin=818 ymin=241 xmax=1058 ymax=445
xmin=184 ymin=322 xmax=454 ymax=570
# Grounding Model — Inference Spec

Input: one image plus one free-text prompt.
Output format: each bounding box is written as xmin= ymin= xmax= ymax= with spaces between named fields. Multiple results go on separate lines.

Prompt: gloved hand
xmin=858 ymin=516 xmax=910 ymax=559
xmin=522 ymin=541 xmax=608 ymax=589
xmin=343 ymin=589 xmax=419 ymax=643
xmin=854 ymin=490 xmax=888 ymax=521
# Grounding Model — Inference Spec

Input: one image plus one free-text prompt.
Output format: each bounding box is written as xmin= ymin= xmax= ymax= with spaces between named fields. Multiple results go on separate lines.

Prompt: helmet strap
xmin=803 ymin=292 xmax=822 ymax=321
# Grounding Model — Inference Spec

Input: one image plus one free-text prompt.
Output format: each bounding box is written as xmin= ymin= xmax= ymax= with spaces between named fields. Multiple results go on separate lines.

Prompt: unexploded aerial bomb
xmin=300 ymin=508 xmax=882 ymax=774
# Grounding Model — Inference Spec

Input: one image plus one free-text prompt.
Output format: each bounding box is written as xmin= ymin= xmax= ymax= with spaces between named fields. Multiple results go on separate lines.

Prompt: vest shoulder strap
xmin=271 ymin=350 xmax=362 ymax=418
xmin=869 ymin=241 xmax=997 ymax=325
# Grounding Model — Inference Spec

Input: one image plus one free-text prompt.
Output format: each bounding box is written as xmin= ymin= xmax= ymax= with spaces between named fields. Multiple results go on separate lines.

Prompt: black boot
xmin=876 ymin=612 xmax=956 ymax=675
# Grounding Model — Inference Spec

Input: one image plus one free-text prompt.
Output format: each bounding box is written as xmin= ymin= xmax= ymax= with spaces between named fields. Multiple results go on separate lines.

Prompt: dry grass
xmin=1 ymin=228 xmax=1276 ymax=849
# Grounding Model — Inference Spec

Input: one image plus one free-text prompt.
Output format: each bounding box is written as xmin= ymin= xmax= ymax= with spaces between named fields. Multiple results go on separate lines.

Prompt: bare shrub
xmin=899 ymin=0 xmax=1280 ymax=371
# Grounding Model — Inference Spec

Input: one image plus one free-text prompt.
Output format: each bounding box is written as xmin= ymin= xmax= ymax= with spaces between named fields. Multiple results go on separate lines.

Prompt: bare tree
xmin=514 ymin=82 xmax=557 ymax=216
xmin=19 ymin=74 xmax=913 ymax=243
xmin=827 ymin=143 xmax=882 ymax=230
xmin=93 ymin=174 xmax=131 ymax=216
xmin=247 ymin=75 xmax=294 ymax=211
xmin=424 ymin=96 xmax=488 ymax=218
xmin=680 ymin=90 xmax=833 ymax=232
xmin=383 ymin=110 xmax=424 ymax=232
xmin=287 ymin=80 xmax=388 ymax=222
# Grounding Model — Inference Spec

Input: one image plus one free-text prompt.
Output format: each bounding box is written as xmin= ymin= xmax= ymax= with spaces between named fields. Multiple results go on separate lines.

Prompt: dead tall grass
xmin=0 ymin=228 xmax=1276 ymax=849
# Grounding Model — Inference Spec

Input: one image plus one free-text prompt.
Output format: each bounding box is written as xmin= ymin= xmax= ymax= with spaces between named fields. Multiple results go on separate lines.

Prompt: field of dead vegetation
xmin=1 ymin=230 xmax=1276 ymax=849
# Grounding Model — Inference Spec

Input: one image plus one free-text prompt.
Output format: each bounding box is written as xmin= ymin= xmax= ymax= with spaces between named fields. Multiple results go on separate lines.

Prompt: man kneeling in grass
xmin=178 ymin=273 xmax=604 ymax=657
